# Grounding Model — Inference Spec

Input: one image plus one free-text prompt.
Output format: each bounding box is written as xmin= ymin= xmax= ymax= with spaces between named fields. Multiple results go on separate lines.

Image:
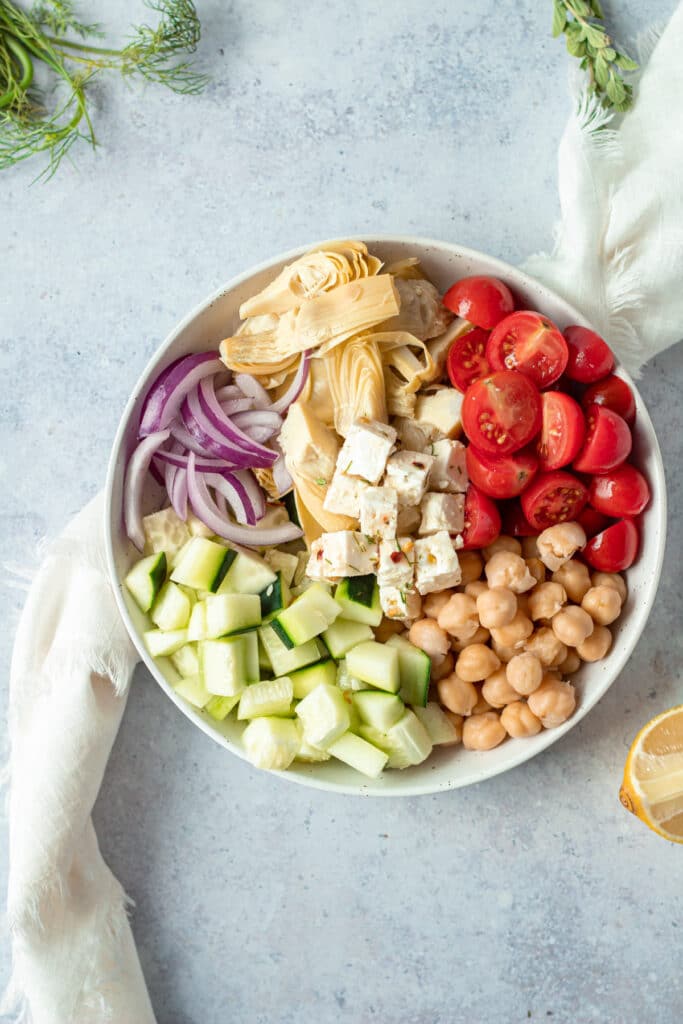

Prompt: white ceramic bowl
xmin=105 ymin=237 xmax=667 ymax=796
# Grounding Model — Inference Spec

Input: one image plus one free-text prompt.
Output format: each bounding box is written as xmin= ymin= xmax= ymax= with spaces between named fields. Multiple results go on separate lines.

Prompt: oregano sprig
xmin=552 ymin=0 xmax=639 ymax=111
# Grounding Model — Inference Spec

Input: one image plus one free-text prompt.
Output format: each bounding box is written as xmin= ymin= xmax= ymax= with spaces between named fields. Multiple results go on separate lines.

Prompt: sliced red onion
xmin=139 ymin=352 xmax=224 ymax=437
xmin=193 ymin=378 xmax=277 ymax=464
xmin=149 ymin=459 xmax=165 ymax=487
xmin=124 ymin=429 xmax=171 ymax=550
xmin=220 ymin=397 xmax=254 ymax=415
xmin=232 ymin=409 xmax=282 ymax=432
xmin=155 ymin=449 xmax=233 ymax=472
xmin=204 ymin=472 xmax=255 ymax=526
xmin=214 ymin=490 xmax=228 ymax=518
xmin=215 ymin=385 xmax=243 ymax=402
xmin=235 ymin=373 xmax=272 ymax=409
xmin=272 ymin=455 xmax=293 ymax=496
xmin=232 ymin=468 xmax=266 ymax=521
xmin=181 ymin=392 xmax=272 ymax=467
xmin=270 ymin=350 xmax=311 ymax=414
xmin=169 ymin=467 xmax=188 ymax=521
xmin=186 ymin=453 xmax=302 ymax=548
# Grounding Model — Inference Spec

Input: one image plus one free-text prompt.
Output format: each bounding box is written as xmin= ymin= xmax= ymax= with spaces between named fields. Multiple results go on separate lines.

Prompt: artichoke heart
xmin=378 ymin=277 xmax=453 ymax=341
xmin=383 ymin=257 xmax=426 ymax=281
xmin=324 ymin=335 xmax=388 ymax=437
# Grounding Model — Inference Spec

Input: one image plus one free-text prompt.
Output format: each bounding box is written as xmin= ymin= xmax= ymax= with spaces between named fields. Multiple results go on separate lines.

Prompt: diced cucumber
xmin=334 ymin=575 xmax=383 ymax=626
xmin=171 ymin=537 xmax=236 ymax=592
xmin=258 ymin=625 xmax=322 ymax=677
xmin=346 ymin=641 xmax=400 ymax=694
xmin=271 ymin=583 xmax=341 ymax=648
xmin=336 ymin=659 xmax=369 ymax=692
xmin=242 ymin=717 xmax=301 ymax=770
xmin=199 ymin=632 xmax=259 ymax=697
xmin=353 ymin=691 xmax=405 ymax=731
xmin=258 ymin=633 xmax=273 ymax=672
xmin=322 ymin=618 xmax=374 ymax=659
xmin=187 ymin=601 xmax=208 ymax=641
xmin=150 ymin=581 xmax=192 ymax=631
xmin=263 ymin=549 xmax=299 ymax=587
xmin=412 ymin=703 xmax=461 ymax=746
xmin=295 ymin=728 xmax=331 ymax=763
xmin=296 ymin=683 xmax=350 ymax=749
xmin=289 ymin=659 xmax=337 ymax=699
xmin=205 ymin=593 xmax=262 ymax=638
xmin=186 ymin=511 xmax=214 ymax=537
xmin=124 ymin=552 xmax=167 ymax=612
xmin=170 ymin=643 xmax=200 ymax=679
xmin=143 ymin=507 xmax=190 ymax=558
xmin=327 ymin=731 xmax=389 ymax=779
xmin=144 ymin=628 xmax=188 ymax=657
xmin=217 ymin=550 xmax=277 ymax=595
xmin=385 ymin=710 xmax=433 ymax=768
xmin=237 ymin=677 xmax=294 ymax=720
xmin=386 ymin=634 xmax=431 ymax=707
xmin=205 ymin=693 xmax=240 ymax=721
xmin=259 ymin=572 xmax=291 ymax=620
xmin=173 ymin=674 xmax=211 ymax=709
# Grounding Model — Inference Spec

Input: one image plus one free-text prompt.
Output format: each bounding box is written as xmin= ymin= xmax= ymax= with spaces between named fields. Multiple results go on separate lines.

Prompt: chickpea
xmin=482 ymin=667 xmax=520 ymax=707
xmin=581 ymin=585 xmax=622 ymax=626
xmin=526 ymin=557 xmax=546 ymax=585
xmin=552 ymin=606 xmax=594 ymax=647
xmin=465 ymin=580 xmax=488 ymax=600
xmin=529 ymin=581 xmax=567 ymax=621
xmin=591 ymin=571 xmax=627 ymax=603
xmin=438 ymin=593 xmax=479 ymax=639
xmin=451 ymin=626 xmax=491 ymax=651
xmin=558 ymin=649 xmax=581 ymax=675
xmin=476 ymin=586 xmax=517 ymax=629
xmin=577 ymin=624 xmax=612 ymax=662
xmin=491 ymin=638 xmax=519 ymax=664
xmin=423 ymin=589 xmax=454 ymax=620
xmin=525 ymin=627 xmax=566 ymax=668
xmin=516 ymin=592 xmax=531 ymax=618
xmin=408 ymin=618 xmax=450 ymax=659
xmin=443 ymin=710 xmax=464 ymax=742
xmin=506 ymin=652 xmax=543 ymax=695
xmin=483 ymin=535 xmax=522 ymax=560
xmin=485 ymin=551 xmax=536 ymax=594
xmin=548 ymin=641 xmax=568 ymax=668
xmin=471 ymin=688 xmax=494 ymax=715
xmin=458 ymin=550 xmax=484 ymax=585
xmin=455 ymin=644 xmax=501 ymax=682
xmin=536 ymin=522 xmax=587 ymax=572
xmin=437 ymin=672 xmax=478 ymax=716
xmin=490 ymin=610 xmax=534 ymax=650
xmin=528 ymin=677 xmax=576 ymax=728
xmin=462 ymin=711 xmax=507 ymax=750
xmin=431 ymin=650 xmax=455 ymax=682
xmin=552 ymin=560 xmax=591 ymax=604
xmin=500 ymin=701 xmax=542 ymax=738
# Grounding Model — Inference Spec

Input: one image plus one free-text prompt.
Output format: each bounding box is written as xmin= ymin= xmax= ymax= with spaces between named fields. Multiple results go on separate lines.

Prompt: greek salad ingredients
xmin=462 ymin=370 xmax=542 ymax=455
xmin=486 ymin=311 xmax=568 ymax=389
xmin=442 ymin=275 xmax=514 ymax=329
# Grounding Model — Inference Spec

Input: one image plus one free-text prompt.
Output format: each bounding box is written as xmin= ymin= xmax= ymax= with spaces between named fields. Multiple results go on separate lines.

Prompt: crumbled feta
xmin=429 ymin=439 xmax=468 ymax=493
xmin=418 ymin=492 xmax=465 ymax=536
xmin=380 ymin=585 xmax=422 ymax=621
xmin=413 ymin=531 xmax=462 ymax=595
xmin=359 ymin=486 xmax=398 ymax=539
xmin=396 ymin=504 xmax=422 ymax=535
xmin=323 ymin=469 xmax=369 ymax=516
xmin=336 ymin=420 xmax=397 ymax=484
xmin=306 ymin=531 xmax=378 ymax=581
xmin=377 ymin=536 xmax=415 ymax=588
xmin=384 ymin=450 xmax=435 ymax=507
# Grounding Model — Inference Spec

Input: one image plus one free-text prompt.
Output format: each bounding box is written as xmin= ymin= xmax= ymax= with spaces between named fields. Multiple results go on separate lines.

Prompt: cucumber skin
xmin=344 ymin=574 xmax=376 ymax=607
xmin=270 ymin=616 xmax=296 ymax=650
xmin=212 ymin=549 xmax=237 ymax=591
xmin=125 ymin=552 xmax=167 ymax=612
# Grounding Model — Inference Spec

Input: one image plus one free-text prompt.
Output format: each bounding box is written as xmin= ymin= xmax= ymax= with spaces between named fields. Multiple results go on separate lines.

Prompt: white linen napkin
xmin=4 ymin=6 xmax=683 ymax=1021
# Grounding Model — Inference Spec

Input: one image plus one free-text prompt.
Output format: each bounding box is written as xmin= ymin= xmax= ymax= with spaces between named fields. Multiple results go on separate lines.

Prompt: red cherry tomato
xmin=576 ymin=506 xmax=612 ymax=539
xmin=442 ymin=275 xmax=514 ymax=330
xmin=486 ymin=311 xmax=568 ymax=389
xmin=588 ymin=464 xmax=650 ymax=518
xmin=520 ymin=470 xmax=589 ymax=531
xmin=582 ymin=374 xmax=636 ymax=425
xmin=584 ymin=519 xmax=639 ymax=572
xmin=446 ymin=328 xmax=491 ymax=393
xmin=573 ymin=404 xmax=632 ymax=474
xmin=502 ymin=500 xmax=538 ymax=537
xmin=465 ymin=445 xmax=538 ymax=499
xmin=536 ymin=391 xmax=586 ymax=471
xmin=564 ymin=325 xmax=615 ymax=383
xmin=462 ymin=370 xmax=542 ymax=456
xmin=460 ymin=485 xmax=502 ymax=550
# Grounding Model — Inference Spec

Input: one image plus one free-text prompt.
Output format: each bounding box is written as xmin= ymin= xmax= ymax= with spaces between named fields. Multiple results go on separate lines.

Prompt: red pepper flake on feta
xmin=379 ymin=585 xmax=422 ymax=621
xmin=413 ymin=531 xmax=462 ymax=594
xmin=384 ymin=450 xmax=435 ymax=507
xmin=305 ymin=530 xmax=379 ymax=581
xmin=377 ymin=536 xmax=415 ymax=588
xmin=359 ymin=486 xmax=398 ymax=539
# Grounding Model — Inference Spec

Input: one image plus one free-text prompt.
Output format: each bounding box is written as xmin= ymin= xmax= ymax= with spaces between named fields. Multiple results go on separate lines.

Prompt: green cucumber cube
xmin=200 ymin=632 xmax=258 ymax=697
xmin=150 ymin=581 xmax=192 ymax=631
xmin=124 ymin=552 xmax=167 ymax=612
xmin=346 ymin=641 xmax=400 ymax=694
xmin=322 ymin=619 xmax=374 ymax=659
xmin=205 ymin=593 xmax=262 ymax=638
xmin=144 ymin=628 xmax=188 ymax=658
xmin=289 ymin=659 xmax=338 ymax=699
xmin=352 ymin=691 xmax=405 ymax=731
xmin=327 ymin=731 xmax=389 ymax=779
xmin=237 ymin=677 xmax=294 ymax=720
xmin=171 ymin=537 xmax=236 ymax=592
xmin=413 ymin=703 xmax=461 ymax=745
xmin=217 ymin=550 xmax=277 ymax=595
xmin=271 ymin=583 xmax=341 ymax=648
xmin=334 ymin=575 xmax=382 ymax=626
xmin=386 ymin=635 xmax=431 ymax=707
xmin=187 ymin=601 xmax=208 ymax=641
xmin=205 ymin=694 xmax=240 ymax=721
xmin=258 ymin=625 xmax=322 ymax=677
xmin=170 ymin=643 xmax=200 ymax=679
xmin=296 ymin=683 xmax=350 ymax=749
xmin=173 ymin=674 xmax=211 ymax=709
xmin=242 ymin=717 xmax=301 ymax=770
xmin=263 ymin=549 xmax=300 ymax=587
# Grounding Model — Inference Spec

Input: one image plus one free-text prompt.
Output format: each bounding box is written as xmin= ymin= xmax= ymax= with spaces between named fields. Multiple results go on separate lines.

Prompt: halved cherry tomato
xmin=573 ymin=404 xmax=632 ymax=474
xmin=462 ymin=370 xmax=542 ymax=455
xmin=582 ymin=374 xmax=636 ymax=425
xmin=446 ymin=328 xmax=491 ymax=393
xmin=576 ymin=506 xmax=612 ymax=539
xmin=536 ymin=391 xmax=586 ymax=471
xmin=486 ymin=311 xmax=568 ymax=389
xmin=564 ymin=326 xmax=615 ymax=383
xmin=502 ymin=500 xmax=538 ymax=537
xmin=520 ymin=470 xmax=588 ymax=531
xmin=589 ymin=464 xmax=650 ymax=517
xmin=460 ymin=485 xmax=501 ymax=550
xmin=584 ymin=518 xmax=639 ymax=572
xmin=465 ymin=445 xmax=538 ymax=499
xmin=442 ymin=275 xmax=514 ymax=330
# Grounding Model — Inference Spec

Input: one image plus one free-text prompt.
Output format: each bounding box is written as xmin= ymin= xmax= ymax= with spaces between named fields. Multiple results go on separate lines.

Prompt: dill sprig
xmin=552 ymin=0 xmax=639 ymax=112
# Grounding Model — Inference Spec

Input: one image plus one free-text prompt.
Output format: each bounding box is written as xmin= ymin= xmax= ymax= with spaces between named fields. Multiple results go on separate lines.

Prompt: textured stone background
xmin=2 ymin=2 xmax=682 ymax=1022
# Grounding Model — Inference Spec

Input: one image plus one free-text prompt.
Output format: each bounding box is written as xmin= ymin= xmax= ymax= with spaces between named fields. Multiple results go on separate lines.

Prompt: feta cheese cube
xmin=415 ymin=388 xmax=463 ymax=440
xmin=384 ymin=450 xmax=435 ymax=507
xmin=306 ymin=531 xmax=378 ymax=581
xmin=359 ymin=486 xmax=398 ymax=539
xmin=323 ymin=470 xmax=369 ymax=516
xmin=393 ymin=417 xmax=436 ymax=451
xmin=429 ymin=439 xmax=468 ymax=493
xmin=377 ymin=536 xmax=415 ymax=588
xmin=413 ymin=531 xmax=462 ymax=595
xmin=336 ymin=420 xmax=397 ymax=484
xmin=305 ymin=539 xmax=327 ymax=580
xmin=419 ymin=492 xmax=465 ymax=536
xmin=396 ymin=505 xmax=422 ymax=535
xmin=379 ymin=585 xmax=423 ymax=621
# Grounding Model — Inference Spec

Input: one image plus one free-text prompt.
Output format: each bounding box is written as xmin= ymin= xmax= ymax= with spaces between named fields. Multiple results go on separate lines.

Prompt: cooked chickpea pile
xmin=405 ymin=523 xmax=626 ymax=752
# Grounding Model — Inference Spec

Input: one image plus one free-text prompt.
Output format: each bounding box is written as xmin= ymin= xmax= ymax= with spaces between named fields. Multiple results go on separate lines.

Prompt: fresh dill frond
xmin=31 ymin=0 xmax=101 ymax=40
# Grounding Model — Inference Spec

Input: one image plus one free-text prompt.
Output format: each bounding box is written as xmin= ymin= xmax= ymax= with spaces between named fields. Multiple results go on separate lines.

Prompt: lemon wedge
xmin=620 ymin=705 xmax=683 ymax=843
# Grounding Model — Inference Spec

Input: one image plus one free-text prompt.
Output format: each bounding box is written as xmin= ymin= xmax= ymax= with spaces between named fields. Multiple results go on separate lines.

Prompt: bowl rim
xmin=104 ymin=234 xmax=668 ymax=797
